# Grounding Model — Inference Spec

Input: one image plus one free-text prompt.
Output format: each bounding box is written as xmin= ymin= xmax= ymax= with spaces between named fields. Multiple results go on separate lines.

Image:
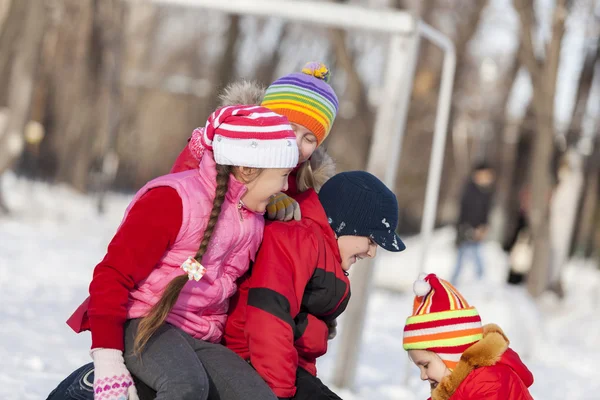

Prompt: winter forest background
xmin=1 ymin=0 xmax=599 ymax=399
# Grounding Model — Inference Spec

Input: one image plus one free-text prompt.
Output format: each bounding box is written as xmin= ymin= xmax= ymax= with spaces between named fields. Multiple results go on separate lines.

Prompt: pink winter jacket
xmin=68 ymin=152 xmax=264 ymax=344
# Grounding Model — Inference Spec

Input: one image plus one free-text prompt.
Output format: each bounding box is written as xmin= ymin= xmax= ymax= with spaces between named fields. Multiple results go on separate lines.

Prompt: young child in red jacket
xmin=224 ymin=171 xmax=406 ymax=399
xmin=403 ymin=273 xmax=534 ymax=400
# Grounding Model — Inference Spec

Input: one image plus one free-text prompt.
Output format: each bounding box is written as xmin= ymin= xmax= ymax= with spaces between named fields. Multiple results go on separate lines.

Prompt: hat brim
xmin=371 ymin=230 xmax=406 ymax=252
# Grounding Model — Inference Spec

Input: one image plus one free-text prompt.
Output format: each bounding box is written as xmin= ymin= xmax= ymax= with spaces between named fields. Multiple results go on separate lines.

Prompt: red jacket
xmin=430 ymin=324 xmax=534 ymax=400
xmin=223 ymin=189 xmax=350 ymax=399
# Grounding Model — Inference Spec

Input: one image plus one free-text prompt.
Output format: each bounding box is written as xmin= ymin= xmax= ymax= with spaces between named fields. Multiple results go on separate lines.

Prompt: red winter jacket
xmin=430 ymin=324 xmax=534 ymax=400
xmin=223 ymin=189 xmax=350 ymax=399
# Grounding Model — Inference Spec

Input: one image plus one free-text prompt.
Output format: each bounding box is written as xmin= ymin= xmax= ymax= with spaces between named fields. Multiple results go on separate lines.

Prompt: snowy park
xmin=1 ymin=0 xmax=600 ymax=399
xmin=1 ymin=173 xmax=600 ymax=399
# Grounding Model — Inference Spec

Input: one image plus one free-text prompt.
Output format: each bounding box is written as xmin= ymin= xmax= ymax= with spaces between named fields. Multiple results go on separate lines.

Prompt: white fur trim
xmin=413 ymin=279 xmax=432 ymax=297
xmin=213 ymin=135 xmax=299 ymax=168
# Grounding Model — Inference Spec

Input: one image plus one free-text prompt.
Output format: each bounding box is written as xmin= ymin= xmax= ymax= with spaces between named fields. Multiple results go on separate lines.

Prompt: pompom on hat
xmin=188 ymin=105 xmax=298 ymax=169
xmin=403 ymin=273 xmax=484 ymax=370
xmin=260 ymin=61 xmax=339 ymax=146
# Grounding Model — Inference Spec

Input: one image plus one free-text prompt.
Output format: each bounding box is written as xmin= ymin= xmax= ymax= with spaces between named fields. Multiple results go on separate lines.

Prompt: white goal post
xmin=128 ymin=0 xmax=456 ymax=390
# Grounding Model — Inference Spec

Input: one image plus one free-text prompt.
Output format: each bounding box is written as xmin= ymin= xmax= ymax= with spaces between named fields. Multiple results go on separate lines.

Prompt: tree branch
xmin=513 ymin=0 xmax=543 ymax=85
xmin=544 ymin=0 xmax=568 ymax=97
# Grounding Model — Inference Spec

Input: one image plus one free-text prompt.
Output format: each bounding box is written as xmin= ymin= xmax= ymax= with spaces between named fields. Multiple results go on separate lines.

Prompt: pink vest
xmin=120 ymin=153 xmax=263 ymax=343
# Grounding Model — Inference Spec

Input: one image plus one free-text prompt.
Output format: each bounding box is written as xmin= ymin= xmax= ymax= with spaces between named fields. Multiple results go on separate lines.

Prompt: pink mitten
xmin=91 ymin=348 xmax=139 ymax=400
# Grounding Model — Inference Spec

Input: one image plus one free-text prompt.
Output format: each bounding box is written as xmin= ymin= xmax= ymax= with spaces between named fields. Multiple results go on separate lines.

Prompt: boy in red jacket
xmin=403 ymin=273 xmax=534 ymax=400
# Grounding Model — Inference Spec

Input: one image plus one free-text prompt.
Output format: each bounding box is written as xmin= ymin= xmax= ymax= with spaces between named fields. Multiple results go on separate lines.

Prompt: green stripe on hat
xmin=264 ymin=85 xmax=337 ymax=115
xmin=261 ymin=93 xmax=335 ymax=122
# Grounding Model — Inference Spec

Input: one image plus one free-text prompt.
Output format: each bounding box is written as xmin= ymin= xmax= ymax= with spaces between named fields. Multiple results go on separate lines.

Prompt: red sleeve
xmin=245 ymin=225 xmax=318 ymax=398
xmin=294 ymin=313 xmax=329 ymax=373
xmin=170 ymin=142 xmax=199 ymax=173
xmin=88 ymin=186 xmax=182 ymax=350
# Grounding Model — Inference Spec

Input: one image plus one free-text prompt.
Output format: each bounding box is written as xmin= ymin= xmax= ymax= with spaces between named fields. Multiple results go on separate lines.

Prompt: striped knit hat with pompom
xmin=403 ymin=273 xmax=484 ymax=370
xmin=191 ymin=105 xmax=298 ymax=169
xmin=260 ymin=61 xmax=338 ymax=146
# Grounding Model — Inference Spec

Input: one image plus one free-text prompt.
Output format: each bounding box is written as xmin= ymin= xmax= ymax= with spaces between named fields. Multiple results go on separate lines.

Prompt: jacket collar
xmin=295 ymin=189 xmax=341 ymax=263
xmin=432 ymin=324 xmax=533 ymax=400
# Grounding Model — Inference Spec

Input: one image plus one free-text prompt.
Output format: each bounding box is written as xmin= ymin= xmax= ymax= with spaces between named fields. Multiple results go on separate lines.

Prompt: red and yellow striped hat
xmin=402 ymin=273 xmax=483 ymax=370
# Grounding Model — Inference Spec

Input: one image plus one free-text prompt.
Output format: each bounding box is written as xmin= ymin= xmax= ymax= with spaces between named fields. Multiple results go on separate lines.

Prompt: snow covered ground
xmin=1 ymin=173 xmax=599 ymax=400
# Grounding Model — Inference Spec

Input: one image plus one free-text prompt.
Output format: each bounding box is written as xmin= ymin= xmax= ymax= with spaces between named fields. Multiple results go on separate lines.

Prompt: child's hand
xmin=91 ymin=348 xmax=139 ymax=400
xmin=326 ymin=319 xmax=337 ymax=340
xmin=266 ymin=192 xmax=301 ymax=221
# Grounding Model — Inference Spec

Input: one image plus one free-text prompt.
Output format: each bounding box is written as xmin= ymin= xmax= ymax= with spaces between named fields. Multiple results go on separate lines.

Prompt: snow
xmin=1 ymin=172 xmax=600 ymax=400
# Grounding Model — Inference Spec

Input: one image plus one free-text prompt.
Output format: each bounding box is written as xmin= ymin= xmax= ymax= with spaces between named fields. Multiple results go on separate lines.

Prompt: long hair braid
xmin=133 ymin=164 xmax=232 ymax=353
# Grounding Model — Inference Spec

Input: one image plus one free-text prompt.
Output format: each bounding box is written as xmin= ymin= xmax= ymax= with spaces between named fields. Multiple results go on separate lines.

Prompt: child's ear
xmin=235 ymin=166 xmax=260 ymax=182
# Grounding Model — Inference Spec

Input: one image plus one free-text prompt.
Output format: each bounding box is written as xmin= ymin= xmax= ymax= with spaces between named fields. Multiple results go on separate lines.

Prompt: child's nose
xmin=420 ymin=370 xmax=429 ymax=381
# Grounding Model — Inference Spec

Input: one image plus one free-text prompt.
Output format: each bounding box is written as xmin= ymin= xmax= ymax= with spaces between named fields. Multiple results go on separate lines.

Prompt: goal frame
xmin=128 ymin=0 xmax=456 ymax=390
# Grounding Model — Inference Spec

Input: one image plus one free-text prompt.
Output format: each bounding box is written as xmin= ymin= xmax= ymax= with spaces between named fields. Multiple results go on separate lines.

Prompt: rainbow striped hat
xmin=261 ymin=62 xmax=338 ymax=145
xmin=403 ymin=273 xmax=483 ymax=370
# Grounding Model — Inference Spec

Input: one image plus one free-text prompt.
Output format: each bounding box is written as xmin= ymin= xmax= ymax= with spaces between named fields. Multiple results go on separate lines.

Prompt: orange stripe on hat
xmin=403 ymin=328 xmax=484 ymax=345
xmin=403 ymin=273 xmax=484 ymax=370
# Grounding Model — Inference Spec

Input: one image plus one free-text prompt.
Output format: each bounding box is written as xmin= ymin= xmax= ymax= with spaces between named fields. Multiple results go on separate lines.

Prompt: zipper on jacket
xmin=237 ymin=201 xmax=244 ymax=221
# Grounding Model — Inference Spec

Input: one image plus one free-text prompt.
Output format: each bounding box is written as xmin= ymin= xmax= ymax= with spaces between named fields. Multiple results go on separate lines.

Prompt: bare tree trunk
xmin=590 ymin=168 xmax=600 ymax=261
xmin=514 ymin=0 xmax=568 ymax=297
xmin=254 ymin=24 xmax=287 ymax=86
xmin=96 ymin=0 xmax=127 ymax=213
xmin=327 ymin=25 xmax=374 ymax=171
xmin=577 ymin=154 xmax=600 ymax=256
xmin=489 ymin=54 xmax=524 ymax=241
xmin=213 ymin=14 xmax=240 ymax=108
xmin=494 ymin=113 xmax=527 ymax=240
xmin=0 ymin=0 xmax=28 ymax=107
xmin=442 ymin=0 xmax=490 ymax=213
xmin=43 ymin=0 xmax=108 ymax=191
xmin=566 ymin=34 xmax=599 ymax=145
xmin=0 ymin=0 xmax=46 ymax=174
xmin=565 ymin=35 xmax=600 ymax=250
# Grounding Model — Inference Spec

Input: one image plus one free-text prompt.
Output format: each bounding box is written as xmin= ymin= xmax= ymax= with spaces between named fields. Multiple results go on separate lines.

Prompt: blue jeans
xmin=451 ymin=242 xmax=484 ymax=284
xmin=46 ymin=362 xmax=94 ymax=400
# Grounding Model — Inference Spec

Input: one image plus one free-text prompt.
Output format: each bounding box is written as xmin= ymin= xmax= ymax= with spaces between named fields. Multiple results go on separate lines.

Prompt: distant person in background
xmin=451 ymin=163 xmax=496 ymax=284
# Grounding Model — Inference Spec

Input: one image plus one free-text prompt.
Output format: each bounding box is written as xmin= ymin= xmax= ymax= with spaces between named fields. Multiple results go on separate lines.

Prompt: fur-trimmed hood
xmin=220 ymin=80 xmax=336 ymax=193
xmin=432 ymin=324 xmax=534 ymax=400
xmin=218 ymin=80 xmax=266 ymax=107
xmin=296 ymin=146 xmax=336 ymax=193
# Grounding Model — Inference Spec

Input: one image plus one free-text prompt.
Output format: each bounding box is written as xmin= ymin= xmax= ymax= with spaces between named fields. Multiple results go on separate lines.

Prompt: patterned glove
xmin=266 ymin=192 xmax=301 ymax=221
xmin=91 ymin=348 xmax=139 ymax=400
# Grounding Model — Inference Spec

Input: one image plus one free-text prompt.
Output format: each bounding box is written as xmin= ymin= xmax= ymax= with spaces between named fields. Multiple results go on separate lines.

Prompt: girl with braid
xmin=57 ymin=105 xmax=299 ymax=400
xmin=171 ymin=61 xmax=339 ymax=223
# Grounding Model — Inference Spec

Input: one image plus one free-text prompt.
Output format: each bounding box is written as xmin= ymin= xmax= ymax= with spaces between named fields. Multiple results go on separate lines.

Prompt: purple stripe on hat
xmin=273 ymin=74 xmax=338 ymax=109
xmin=274 ymin=76 xmax=338 ymax=107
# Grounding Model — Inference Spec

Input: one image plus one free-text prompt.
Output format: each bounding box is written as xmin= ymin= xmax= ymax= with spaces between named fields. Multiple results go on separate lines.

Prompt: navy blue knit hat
xmin=319 ymin=171 xmax=405 ymax=252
